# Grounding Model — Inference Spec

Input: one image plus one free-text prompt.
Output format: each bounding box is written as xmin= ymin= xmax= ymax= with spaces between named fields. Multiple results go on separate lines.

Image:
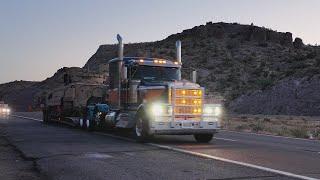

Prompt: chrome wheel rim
xmin=79 ymin=119 xmax=83 ymax=127
xmin=86 ymin=119 xmax=90 ymax=128
xmin=135 ymin=118 xmax=142 ymax=137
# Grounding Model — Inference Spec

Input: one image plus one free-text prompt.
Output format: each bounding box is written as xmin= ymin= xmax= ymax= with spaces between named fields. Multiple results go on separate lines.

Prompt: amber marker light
xmin=139 ymin=59 xmax=144 ymax=63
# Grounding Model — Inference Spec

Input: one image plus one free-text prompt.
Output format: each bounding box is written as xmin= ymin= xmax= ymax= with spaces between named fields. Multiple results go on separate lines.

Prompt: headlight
xmin=204 ymin=106 xmax=214 ymax=114
xmin=214 ymin=107 xmax=221 ymax=116
xmin=203 ymin=104 xmax=222 ymax=116
xmin=151 ymin=104 xmax=163 ymax=116
xmin=151 ymin=104 xmax=172 ymax=116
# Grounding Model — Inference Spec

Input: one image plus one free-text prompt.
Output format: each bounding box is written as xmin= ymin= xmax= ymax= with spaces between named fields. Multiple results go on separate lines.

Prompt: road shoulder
xmin=0 ymin=130 xmax=45 ymax=180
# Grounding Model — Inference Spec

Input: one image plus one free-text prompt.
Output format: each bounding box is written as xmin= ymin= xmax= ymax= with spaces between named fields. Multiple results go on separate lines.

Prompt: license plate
xmin=182 ymin=122 xmax=193 ymax=128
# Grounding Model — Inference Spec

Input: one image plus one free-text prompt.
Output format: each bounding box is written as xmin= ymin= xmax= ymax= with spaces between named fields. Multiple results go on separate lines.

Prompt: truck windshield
xmin=131 ymin=65 xmax=179 ymax=81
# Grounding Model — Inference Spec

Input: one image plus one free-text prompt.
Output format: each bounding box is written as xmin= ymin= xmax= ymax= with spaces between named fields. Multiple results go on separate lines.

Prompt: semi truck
xmin=43 ymin=35 xmax=222 ymax=143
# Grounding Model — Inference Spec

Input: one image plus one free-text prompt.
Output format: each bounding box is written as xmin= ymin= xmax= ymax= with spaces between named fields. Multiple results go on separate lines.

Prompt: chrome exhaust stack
xmin=116 ymin=34 xmax=123 ymax=109
xmin=117 ymin=34 xmax=124 ymax=61
xmin=192 ymin=70 xmax=197 ymax=83
xmin=176 ymin=40 xmax=182 ymax=80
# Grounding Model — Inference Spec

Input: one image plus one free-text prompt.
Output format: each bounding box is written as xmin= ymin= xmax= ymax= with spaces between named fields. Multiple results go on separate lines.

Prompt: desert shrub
xmin=240 ymin=116 xmax=247 ymax=120
xmin=258 ymin=42 xmax=268 ymax=47
xmin=277 ymin=126 xmax=289 ymax=136
xmin=256 ymin=77 xmax=273 ymax=90
xmin=312 ymin=129 xmax=320 ymax=139
xmin=291 ymin=61 xmax=307 ymax=69
xmin=235 ymin=124 xmax=247 ymax=131
xmin=290 ymin=128 xmax=309 ymax=138
xmin=250 ymin=121 xmax=264 ymax=132
xmin=263 ymin=118 xmax=271 ymax=122
xmin=226 ymin=39 xmax=240 ymax=49
xmin=306 ymin=51 xmax=317 ymax=59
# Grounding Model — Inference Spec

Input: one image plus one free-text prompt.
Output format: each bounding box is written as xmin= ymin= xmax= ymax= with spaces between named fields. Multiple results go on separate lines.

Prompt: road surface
xmin=0 ymin=113 xmax=319 ymax=180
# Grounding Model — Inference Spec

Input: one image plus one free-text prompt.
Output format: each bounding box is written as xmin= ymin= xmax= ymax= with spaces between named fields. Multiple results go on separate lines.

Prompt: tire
xmin=133 ymin=112 xmax=150 ymax=142
xmin=42 ymin=110 xmax=47 ymax=123
xmin=193 ymin=134 xmax=213 ymax=143
xmin=79 ymin=118 xmax=85 ymax=129
xmin=43 ymin=109 xmax=52 ymax=124
xmin=85 ymin=119 xmax=94 ymax=131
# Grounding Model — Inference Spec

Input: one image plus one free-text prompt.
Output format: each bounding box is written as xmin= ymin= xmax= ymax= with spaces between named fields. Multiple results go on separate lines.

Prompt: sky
xmin=1 ymin=0 xmax=319 ymax=84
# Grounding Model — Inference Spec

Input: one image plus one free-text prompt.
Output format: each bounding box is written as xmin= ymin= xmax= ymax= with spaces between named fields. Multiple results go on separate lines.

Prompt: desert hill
xmin=1 ymin=22 xmax=320 ymax=115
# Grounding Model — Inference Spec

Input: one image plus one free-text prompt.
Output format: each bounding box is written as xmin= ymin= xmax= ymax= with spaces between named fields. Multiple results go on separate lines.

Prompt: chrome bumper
xmin=149 ymin=121 xmax=220 ymax=135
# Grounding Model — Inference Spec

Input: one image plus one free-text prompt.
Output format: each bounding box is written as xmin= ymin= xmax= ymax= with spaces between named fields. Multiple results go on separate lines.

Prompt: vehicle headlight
xmin=151 ymin=104 xmax=163 ymax=116
xmin=203 ymin=104 xmax=222 ymax=116
xmin=214 ymin=107 xmax=221 ymax=116
xmin=204 ymin=106 xmax=214 ymax=114
xmin=151 ymin=104 xmax=172 ymax=116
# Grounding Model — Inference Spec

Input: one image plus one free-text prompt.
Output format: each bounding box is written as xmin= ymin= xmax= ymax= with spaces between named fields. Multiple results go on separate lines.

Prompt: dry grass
xmin=222 ymin=114 xmax=320 ymax=140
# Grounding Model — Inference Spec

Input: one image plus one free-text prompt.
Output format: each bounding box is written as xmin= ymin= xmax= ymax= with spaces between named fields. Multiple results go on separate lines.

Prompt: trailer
xmin=43 ymin=35 xmax=222 ymax=143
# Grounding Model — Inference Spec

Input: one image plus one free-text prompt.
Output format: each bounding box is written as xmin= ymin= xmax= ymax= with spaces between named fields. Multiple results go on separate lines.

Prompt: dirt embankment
xmin=223 ymin=114 xmax=320 ymax=140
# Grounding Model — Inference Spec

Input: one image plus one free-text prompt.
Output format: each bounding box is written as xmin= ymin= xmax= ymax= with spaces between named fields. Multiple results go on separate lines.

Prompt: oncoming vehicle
xmin=0 ymin=101 xmax=10 ymax=115
xmin=43 ymin=35 xmax=223 ymax=143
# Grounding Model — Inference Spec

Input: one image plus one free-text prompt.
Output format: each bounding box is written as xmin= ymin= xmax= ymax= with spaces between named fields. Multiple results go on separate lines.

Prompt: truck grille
xmin=172 ymin=89 xmax=203 ymax=120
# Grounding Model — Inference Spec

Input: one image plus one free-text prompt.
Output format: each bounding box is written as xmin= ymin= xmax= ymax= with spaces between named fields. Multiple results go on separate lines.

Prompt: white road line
xmin=11 ymin=115 xmax=42 ymax=122
xmin=147 ymin=143 xmax=318 ymax=180
xmin=12 ymin=115 xmax=318 ymax=180
xmin=213 ymin=137 xmax=237 ymax=142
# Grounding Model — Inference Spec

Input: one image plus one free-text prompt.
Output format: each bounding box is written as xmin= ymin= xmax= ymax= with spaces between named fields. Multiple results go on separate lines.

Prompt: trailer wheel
xmin=43 ymin=109 xmax=51 ymax=123
xmin=134 ymin=113 xmax=150 ymax=142
xmin=42 ymin=110 xmax=48 ymax=123
xmin=193 ymin=134 xmax=213 ymax=143
xmin=79 ymin=118 xmax=85 ymax=128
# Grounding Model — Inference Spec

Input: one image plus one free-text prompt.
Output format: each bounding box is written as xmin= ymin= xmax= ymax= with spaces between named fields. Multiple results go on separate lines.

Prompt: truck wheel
xmin=42 ymin=110 xmax=48 ymax=123
xmin=85 ymin=119 xmax=94 ymax=131
xmin=79 ymin=118 xmax=85 ymax=129
xmin=193 ymin=134 xmax=213 ymax=143
xmin=134 ymin=115 xmax=150 ymax=142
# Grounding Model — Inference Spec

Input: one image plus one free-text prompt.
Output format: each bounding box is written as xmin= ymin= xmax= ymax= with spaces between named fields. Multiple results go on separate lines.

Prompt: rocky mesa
xmin=1 ymin=22 xmax=320 ymax=115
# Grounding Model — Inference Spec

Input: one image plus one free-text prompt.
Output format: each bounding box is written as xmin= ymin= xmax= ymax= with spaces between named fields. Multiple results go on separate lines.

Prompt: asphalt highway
xmin=0 ymin=113 xmax=319 ymax=180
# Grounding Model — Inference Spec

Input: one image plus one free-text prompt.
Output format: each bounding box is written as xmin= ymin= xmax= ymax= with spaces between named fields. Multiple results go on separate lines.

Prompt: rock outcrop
xmin=1 ymin=22 xmax=320 ymax=115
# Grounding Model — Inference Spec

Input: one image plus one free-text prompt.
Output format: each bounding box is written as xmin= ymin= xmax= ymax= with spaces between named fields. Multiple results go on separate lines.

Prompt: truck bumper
xmin=151 ymin=129 xmax=218 ymax=135
xmin=149 ymin=121 xmax=220 ymax=135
